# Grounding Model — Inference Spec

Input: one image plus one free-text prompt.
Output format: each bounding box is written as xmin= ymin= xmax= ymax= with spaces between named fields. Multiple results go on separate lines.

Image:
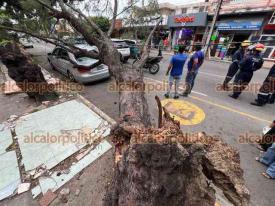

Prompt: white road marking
xmin=198 ymin=71 xmax=225 ymax=78
xmin=144 ymin=77 xmax=208 ymax=97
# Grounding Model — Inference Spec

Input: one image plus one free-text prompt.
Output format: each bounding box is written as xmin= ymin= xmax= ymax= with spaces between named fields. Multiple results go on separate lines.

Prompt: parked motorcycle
xmin=134 ymin=55 xmax=162 ymax=74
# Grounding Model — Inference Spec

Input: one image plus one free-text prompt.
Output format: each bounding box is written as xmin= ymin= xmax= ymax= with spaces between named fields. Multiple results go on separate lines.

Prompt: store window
xmin=193 ymin=7 xmax=200 ymax=13
xmin=260 ymin=35 xmax=275 ymax=59
xmin=199 ymin=6 xmax=205 ymax=12
xmin=181 ymin=8 xmax=187 ymax=14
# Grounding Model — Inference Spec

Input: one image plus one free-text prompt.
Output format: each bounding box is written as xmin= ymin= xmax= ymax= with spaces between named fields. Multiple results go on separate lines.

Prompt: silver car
xmin=47 ymin=46 xmax=110 ymax=84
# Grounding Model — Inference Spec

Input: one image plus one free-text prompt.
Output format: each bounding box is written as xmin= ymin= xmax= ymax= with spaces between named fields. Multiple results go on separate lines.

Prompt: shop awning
xmin=217 ymin=18 xmax=263 ymax=30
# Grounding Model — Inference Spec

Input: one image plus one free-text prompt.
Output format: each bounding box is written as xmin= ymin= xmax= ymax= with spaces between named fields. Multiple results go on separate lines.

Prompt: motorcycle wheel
xmin=149 ymin=64 xmax=160 ymax=74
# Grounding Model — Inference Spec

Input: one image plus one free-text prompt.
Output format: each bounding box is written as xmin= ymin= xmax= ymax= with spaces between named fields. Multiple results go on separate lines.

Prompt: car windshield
xmin=113 ymin=41 xmax=128 ymax=48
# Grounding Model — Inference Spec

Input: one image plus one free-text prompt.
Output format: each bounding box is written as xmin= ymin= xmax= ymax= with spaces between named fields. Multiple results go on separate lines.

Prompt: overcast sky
xmin=118 ymin=0 xmax=204 ymax=10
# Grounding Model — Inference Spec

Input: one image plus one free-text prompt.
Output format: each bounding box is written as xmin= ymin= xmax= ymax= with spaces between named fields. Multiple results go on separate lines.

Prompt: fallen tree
xmin=0 ymin=1 xmax=250 ymax=205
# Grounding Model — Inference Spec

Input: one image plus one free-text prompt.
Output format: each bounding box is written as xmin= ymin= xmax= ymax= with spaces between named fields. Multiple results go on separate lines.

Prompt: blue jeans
xmin=184 ymin=70 xmax=198 ymax=94
xmin=167 ymin=75 xmax=182 ymax=96
xmin=260 ymin=144 xmax=275 ymax=178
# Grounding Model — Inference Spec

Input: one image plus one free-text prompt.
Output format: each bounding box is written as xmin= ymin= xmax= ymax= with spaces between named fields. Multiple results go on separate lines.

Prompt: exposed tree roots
xmin=104 ymin=96 xmax=250 ymax=206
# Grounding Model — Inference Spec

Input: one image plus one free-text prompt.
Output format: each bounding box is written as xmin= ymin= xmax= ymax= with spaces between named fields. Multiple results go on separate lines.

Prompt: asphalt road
xmin=29 ymin=42 xmax=274 ymax=206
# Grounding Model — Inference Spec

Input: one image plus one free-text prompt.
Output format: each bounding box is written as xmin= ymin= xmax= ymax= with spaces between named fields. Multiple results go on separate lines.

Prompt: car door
xmin=50 ymin=48 xmax=60 ymax=69
xmin=56 ymin=49 xmax=72 ymax=75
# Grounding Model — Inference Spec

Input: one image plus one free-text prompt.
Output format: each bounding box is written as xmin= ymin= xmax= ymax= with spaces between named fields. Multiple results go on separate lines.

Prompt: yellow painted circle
xmin=161 ymin=99 xmax=205 ymax=126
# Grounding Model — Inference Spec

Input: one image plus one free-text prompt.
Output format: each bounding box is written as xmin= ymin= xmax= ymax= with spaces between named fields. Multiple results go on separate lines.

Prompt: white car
xmin=111 ymin=39 xmax=131 ymax=63
xmin=48 ymin=46 xmax=110 ymax=84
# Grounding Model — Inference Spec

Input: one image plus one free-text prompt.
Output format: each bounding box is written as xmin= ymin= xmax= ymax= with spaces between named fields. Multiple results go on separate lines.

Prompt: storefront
xmin=167 ymin=12 xmax=208 ymax=51
xmin=260 ymin=24 xmax=275 ymax=61
xmin=210 ymin=17 xmax=264 ymax=59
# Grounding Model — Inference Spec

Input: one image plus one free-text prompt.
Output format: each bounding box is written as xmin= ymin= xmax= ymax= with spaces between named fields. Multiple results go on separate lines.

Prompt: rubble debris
xmin=59 ymin=188 xmax=70 ymax=196
xmin=38 ymin=189 xmax=57 ymax=206
xmin=17 ymin=182 xmax=31 ymax=194
xmin=75 ymin=188 xmax=81 ymax=196
xmin=76 ymin=146 xmax=94 ymax=161
xmin=31 ymin=140 xmax=112 ymax=198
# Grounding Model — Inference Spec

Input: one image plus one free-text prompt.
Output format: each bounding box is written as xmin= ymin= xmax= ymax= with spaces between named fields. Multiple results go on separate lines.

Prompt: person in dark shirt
xmin=222 ymin=40 xmax=251 ymax=90
xmin=182 ymin=45 xmax=204 ymax=97
xmin=229 ymin=43 xmax=264 ymax=99
xmin=251 ymin=64 xmax=275 ymax=106
xmin=165 ymin=46 xmax=188 ymax=99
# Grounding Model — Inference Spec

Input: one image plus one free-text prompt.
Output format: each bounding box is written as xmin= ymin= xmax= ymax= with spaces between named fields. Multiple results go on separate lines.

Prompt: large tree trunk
xmin=104 ymin=100 xmax=250 ymax=206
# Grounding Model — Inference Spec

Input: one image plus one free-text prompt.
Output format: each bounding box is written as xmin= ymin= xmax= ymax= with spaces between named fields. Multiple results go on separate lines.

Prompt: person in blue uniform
xmin=251 ymin=64 xmax=275 ymax=106
xmin=182 ymin=45 xmax=204 ymax=97
xmin=229 ymin=43 xmax=265 ymax=99
xmin=222 ymin=40 xmax=251 ymax=90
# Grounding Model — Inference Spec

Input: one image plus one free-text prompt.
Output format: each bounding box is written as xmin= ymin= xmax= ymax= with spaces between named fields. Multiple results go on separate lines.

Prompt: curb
xmin=77 ymin=94 xmax=117 ymax=126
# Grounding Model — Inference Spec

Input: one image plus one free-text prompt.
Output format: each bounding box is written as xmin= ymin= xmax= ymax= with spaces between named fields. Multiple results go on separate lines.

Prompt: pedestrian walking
xmin=158 ymin=39 xmax=163 ymax=57
xmin=165 ymin=46 xmax=188 ymax=99
xmin=251 ymin=64 xmax=275 ymax=106
xmin=182 ymin=45 xmax=204 ymax=97
xmin=229 ymin=43 xmax=264 ymax=99
xmin=222 ymin=40 xmax=251 ymax=90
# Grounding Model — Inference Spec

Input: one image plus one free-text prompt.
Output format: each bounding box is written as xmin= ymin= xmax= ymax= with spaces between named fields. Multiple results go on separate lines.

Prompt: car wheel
xmin=122 ymin=57 xmax=129 ymax=63
xmin=149 ymin=64 xmax=160 ymax=74
xmin=120 ymin=54 xmax=124 ymax=62
xmin=67 ymin=71 xmax=76 ymax=82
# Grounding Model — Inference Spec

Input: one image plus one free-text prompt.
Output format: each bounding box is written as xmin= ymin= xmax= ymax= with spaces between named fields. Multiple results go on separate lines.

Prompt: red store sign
xmin=174 ymin=16 xmax=195 ymax=23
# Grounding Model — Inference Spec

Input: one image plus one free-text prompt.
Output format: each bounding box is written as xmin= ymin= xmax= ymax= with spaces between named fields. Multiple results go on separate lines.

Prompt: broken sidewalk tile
xmin=0 ymin=151 xmax=21 ymax=201
xmin=0 ymin=123 xmax=4 ymax=131
xmin=31 ymin=140 xmax=112 ymax=198
xmin=17 ymin=182 xmax=31 ymax=194
xmin=15 ymin=100 xmax=111 ymax=172
xmin=0 ymin=129 xmax=13 ymax=155
xmin=38 ymin=189 xmax=57 ymax=206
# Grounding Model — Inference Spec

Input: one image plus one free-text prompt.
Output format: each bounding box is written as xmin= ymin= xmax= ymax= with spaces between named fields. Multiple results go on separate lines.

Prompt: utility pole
xmin=204 ymin=0 xmax=223 ymax=57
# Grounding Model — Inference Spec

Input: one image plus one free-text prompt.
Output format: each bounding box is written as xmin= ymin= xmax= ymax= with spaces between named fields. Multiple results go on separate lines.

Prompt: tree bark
xmin=104 ymin=101 xmax=250 ymax=206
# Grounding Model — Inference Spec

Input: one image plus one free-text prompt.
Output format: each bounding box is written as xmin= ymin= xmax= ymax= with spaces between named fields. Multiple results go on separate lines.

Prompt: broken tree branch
xmin=138 ymin=17 xmax=162 ymax=68
xmin=0 ymin=26 xmax=99 ymax=59
xmin=64 ymin=1 xmax=107 ymax=38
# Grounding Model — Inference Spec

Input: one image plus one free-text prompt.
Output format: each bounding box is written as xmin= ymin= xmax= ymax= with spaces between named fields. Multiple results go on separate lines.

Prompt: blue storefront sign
xmin=217 ymin=18 xmax=263 ymax=30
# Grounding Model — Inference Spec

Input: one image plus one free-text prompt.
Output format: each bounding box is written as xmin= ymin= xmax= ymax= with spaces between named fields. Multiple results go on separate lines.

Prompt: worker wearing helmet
xmin=229 ymin=43 xmax=265 ymax=99
xmin=222 ymin=40 xmax=251 ymax=90
xmin=251 ymin=64 xmax=275 ymax=106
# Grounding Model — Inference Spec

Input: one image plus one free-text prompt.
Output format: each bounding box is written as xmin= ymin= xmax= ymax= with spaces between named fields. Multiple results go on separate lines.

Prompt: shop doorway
xmin=230 ymin=34 xmax=250 ymax=55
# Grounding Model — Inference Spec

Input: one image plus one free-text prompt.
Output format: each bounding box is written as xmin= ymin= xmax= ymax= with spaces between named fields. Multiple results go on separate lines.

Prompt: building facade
xmin=208 ymin=0 xmax=275 ymax=62
xmin=158 ymin=0 xmax=275 ymax=61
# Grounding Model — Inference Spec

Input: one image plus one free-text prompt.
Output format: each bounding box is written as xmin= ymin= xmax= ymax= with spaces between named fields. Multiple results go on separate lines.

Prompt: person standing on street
xmin=222 ymin=40 xmax=251 ymax=90
xmin=182 ymin=45 xmax=204 ymax=97
xmin=251 ymin=64 xmax=275 ymax=106
xmin=229 ymin=43 xmax=264 ymax=99
xmin=165 ymin=46 xmax=188 ymax=99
